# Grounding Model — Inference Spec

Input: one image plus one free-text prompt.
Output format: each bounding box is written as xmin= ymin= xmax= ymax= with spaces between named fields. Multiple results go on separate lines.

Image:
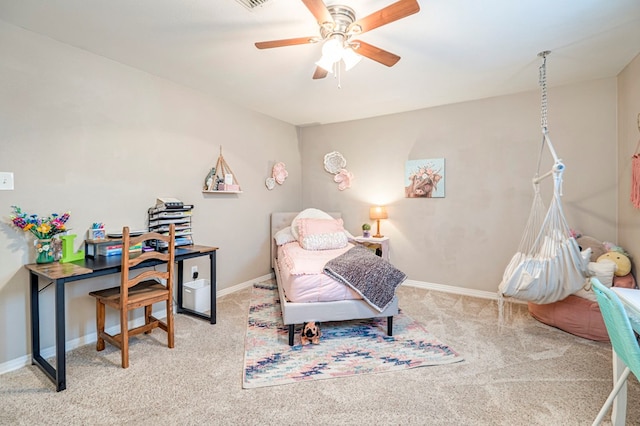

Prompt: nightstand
xmin=353 ymin=236 xmax=390 ymax=262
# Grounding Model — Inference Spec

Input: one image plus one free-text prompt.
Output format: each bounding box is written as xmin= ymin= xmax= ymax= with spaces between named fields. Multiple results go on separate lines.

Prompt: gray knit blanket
xmin=323 ymin=245 xmax=407 ymax=312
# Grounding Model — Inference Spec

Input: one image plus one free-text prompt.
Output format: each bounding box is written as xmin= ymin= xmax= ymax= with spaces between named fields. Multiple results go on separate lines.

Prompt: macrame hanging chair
xmin=498 ymin=51 xmax=588 ymax=304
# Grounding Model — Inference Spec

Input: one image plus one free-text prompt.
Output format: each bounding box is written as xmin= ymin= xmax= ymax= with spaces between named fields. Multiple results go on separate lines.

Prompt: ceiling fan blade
xmin=255 ymin=37 xmax=319 ymax=49
xmin=352 ymin=41 xmax=401 ymax=67
xmin=312 ymin=67 xmax=329 ymax=79
xmin=348 ymin=0 xmax=420 ymax=35
xmin=301 ymin=0 xmax=334 ymax=26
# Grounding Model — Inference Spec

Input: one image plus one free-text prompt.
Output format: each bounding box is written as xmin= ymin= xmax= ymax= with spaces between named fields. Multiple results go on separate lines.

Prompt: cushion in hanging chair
xmin=528 ymin=273 xmax=637 ymax=342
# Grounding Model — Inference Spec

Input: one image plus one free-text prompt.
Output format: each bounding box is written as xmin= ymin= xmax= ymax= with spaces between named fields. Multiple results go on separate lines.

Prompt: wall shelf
xmin=203 ymin=147 xmax=241 ymax=193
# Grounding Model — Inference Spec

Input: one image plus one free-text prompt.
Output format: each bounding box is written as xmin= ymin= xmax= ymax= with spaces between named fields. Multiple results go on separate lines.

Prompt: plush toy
xmin=575 ymin=234 xmax=607 ymax=262
xmin=300 ymin=321 xmax=321 ymax=345
xmin=597 ymin=251 xmax=632 ymax=277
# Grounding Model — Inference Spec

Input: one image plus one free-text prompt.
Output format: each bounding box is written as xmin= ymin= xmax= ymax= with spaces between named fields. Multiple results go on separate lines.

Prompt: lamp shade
xmin=369 ymin=206 xmax=388 ymax=220
xmin=315 ymin=55 xmax=336 ymax=73
xmin=342 ymin=47 xmax=362 ymax=71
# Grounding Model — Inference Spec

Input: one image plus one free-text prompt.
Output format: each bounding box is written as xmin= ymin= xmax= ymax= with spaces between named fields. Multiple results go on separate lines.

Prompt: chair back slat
xmin=591 ymin=278 xmax=640 ymax=377
xmin=120 ymin=225 xmax=176 ymax=296
xmin=128 ymin=251 xmax=171 ymax=269
xmin=127 ymin=270 xmax=169 ymax=288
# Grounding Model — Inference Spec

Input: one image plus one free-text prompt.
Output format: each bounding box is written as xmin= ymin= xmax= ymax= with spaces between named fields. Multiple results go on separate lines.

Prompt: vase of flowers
xmin=34 ymin=239 xmax=54 ymax=264
xmin=9 ymin=206 xmax=71 ymax=263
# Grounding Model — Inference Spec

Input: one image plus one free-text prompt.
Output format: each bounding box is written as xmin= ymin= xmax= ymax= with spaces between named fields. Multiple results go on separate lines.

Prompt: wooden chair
xmin=89 ymin=224 xmax=176 ymax=368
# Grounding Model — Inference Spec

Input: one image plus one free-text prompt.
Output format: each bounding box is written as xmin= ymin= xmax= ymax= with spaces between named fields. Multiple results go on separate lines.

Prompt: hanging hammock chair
xmin=498 ymin=52 xmax=588 ymax=304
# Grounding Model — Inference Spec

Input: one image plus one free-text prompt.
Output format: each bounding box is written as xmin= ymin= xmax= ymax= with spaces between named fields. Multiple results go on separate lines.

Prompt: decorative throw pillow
xmin=290 ymin=208 xmax=334 ymax=240
xmin=273 ymin=226 xmax=296 ymax=246
xmin=297 ymin=218 xmax=348 ymax=250
xmin=575 ymin=260 xmax=617 ymax=302
xmin=588 ymin=260 xmax=616 ymax=288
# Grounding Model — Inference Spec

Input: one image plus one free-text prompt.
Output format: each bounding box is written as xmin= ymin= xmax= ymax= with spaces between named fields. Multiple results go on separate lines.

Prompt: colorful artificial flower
xmin=9 ymin=206 xmax=70 ymax=239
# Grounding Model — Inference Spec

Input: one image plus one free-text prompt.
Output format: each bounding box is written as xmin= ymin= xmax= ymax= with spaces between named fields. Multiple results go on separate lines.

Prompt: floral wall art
xmin=324 ymin=151 xmax=353 ymax=190
xmin=266 ymin=161 xmax=288 ymax=190
xmin=405 ymin=158 xmax=445 ymax=198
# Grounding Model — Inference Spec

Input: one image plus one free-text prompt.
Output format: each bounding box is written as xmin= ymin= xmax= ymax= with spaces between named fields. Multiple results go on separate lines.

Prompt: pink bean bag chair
xmin=528 ymin=273 xmax=636 ymax=341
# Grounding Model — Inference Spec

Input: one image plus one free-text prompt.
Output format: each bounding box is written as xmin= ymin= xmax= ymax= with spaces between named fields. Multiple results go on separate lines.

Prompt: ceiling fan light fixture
xmin=342 ymin=47 xmax=362 ymax=71
xmin=321 ymin=37 xmax=343 ymax=62
xmin=315 ymin=55 xmax=336 ymax=73
xmin=255 ymin=1 xmax=420 ymax=80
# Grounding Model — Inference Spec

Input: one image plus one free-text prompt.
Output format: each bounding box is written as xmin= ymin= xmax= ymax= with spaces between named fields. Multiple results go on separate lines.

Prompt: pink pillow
xmin=297 ymin=218 xmax=348 ymax=250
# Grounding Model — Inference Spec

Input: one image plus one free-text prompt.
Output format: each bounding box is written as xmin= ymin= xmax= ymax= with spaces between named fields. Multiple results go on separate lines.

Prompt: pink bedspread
xmin=277 ymin=242 xmax=361 ymax=303
xmin=280 ymin=242 xmax=353 ymax=275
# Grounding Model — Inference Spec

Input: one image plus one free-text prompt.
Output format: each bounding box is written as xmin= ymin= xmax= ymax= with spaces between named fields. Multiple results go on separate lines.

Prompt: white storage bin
xmin=183 ymin=279 xmax=210 ymax=312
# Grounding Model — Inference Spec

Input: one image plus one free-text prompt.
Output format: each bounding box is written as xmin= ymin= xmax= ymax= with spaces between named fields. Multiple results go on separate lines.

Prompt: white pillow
xmin=274 ymin=226 xmax=296 ymax=246
xmin=588 ymin=260 xmax=616 ymax=288
xmin=290 ymin=208 xmax=333 ymax=240
xmin=575 ymin=260 xmax=617 ymax=302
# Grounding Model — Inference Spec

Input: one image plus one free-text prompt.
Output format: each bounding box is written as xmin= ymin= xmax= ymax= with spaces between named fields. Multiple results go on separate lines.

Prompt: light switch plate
xmin=0 ymin=172 xmax=14 ymax=190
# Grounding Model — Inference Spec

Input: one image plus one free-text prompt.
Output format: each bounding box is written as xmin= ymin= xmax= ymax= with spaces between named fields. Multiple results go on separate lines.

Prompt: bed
xmin=271 ymin=210 xmax=400 ymax=346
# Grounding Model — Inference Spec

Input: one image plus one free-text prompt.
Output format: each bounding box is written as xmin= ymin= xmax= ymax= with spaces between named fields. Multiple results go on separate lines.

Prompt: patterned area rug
xmin=242 ymin=281 xmax=463 ymax=389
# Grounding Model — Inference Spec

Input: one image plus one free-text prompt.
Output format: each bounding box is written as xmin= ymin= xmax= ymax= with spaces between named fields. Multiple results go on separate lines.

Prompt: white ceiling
xmin=1 ymin=0 xmax=639 ymax=126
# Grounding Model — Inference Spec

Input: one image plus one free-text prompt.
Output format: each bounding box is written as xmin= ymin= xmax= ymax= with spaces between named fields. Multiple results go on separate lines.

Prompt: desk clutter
xmin=84 ymin=199 xmax=194 ymax=258
xmin=85 ymin=239 xmax=144 ymax=258
xmin=148 ymin=199 xmax=194 ymax=249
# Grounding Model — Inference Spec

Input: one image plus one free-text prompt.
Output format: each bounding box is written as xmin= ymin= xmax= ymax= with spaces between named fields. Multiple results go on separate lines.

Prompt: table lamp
xmin=369 ymin=206 xmax=388 ymax=238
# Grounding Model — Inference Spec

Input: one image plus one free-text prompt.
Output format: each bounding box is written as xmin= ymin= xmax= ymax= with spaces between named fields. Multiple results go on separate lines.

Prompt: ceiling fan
xmin=254 ymin=0 xmax=420 ymax=79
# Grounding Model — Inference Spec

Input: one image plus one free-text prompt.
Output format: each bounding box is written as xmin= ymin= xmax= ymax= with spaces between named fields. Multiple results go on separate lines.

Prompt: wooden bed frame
xmin=271 ymin=212 xmax=399 ymax=346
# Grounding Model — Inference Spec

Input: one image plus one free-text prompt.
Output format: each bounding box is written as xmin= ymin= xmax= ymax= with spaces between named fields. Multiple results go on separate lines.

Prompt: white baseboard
xmin=0 ymin=273 xmax=275 ymax=376
xmin=217 ymin=273 xmax=273 ymax=297
xmin=1 ymin=273 xmax=503 ymax=376
xmin=402 ymin=279 xmax=500 ymax=300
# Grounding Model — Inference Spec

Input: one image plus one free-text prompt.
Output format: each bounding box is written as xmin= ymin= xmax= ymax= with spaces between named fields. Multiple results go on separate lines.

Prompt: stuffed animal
xmin=575 ymin=234 xmax=607 ymax=262
xmin=597 ymin=251 xmax=632 ymax=277
xmin=300 ymin=321 xmax=321 ymax=345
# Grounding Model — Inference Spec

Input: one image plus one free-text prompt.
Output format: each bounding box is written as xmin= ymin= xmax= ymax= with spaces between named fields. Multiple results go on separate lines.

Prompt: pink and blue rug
xmin=242 ymin=281 xmax=463 ymax=388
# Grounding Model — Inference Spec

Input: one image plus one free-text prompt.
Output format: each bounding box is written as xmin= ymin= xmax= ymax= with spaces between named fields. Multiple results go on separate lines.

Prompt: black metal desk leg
xmin=55 ymin=279 xmax=66 ymax=391
xmin=30 ymin=275 xmax=67 ymax=391
xmin=30 ymin=272 xmax=40 ymax=364
xmin=209 ymin=251 xmax=216 ymax=324
xmin=176 ymin=260 xmax=184 ymax=314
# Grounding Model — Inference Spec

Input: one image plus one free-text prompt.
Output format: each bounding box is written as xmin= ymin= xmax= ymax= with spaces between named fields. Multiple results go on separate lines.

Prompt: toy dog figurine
xmin=300 ymin=321 xmax=321 ymax=345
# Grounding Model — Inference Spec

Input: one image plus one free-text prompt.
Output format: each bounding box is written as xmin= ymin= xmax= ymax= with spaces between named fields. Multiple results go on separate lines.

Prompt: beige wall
xmin=617 ymin=53 xmax=640 ymax=264
xmin=300 ymin=78 xmax=618 ymax=291
xmin=0 ymin=17 xmax=631 ymax=371
xmin=0 ymin=21 xmax=302 ymax=366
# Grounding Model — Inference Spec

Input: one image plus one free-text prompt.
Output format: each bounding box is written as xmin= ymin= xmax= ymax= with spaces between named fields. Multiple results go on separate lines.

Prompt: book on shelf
xmin=96 ymin=243 xmax=143 ymax=257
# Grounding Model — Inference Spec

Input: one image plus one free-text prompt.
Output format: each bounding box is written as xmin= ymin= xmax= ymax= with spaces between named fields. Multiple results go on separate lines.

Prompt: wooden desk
xmin=25 ymin=244 xmax=218 ymax=392
xmin=609 ymin=287 xmax=640 ymax=425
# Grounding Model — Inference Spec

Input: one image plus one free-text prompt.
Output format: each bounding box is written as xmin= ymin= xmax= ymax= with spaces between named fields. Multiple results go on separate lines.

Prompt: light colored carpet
xmin=1 ymin=279 xmax=639 ymax=425
xmin=243 ymin=281 xmax=462 ymax=388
